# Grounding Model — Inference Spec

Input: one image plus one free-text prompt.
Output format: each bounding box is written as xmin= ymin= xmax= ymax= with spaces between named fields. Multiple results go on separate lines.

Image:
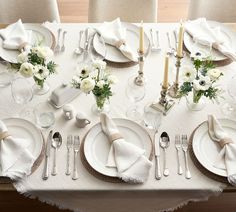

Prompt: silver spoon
xmin=51 ymin=132 xmax=62 ymax=176
xmin=160 ymin=132 xmax=170 ymax=176
xmin=74 ymin=30 xmax=84 ymax=55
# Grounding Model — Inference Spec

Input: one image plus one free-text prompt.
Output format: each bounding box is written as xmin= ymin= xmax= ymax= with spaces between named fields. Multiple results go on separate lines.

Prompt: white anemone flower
xmin=182 ymin=66 xmax=196 ymax=82
xmin=193 ymin=75 xmax=211 ymax=91
xmin=34 ymin=65 xmax=49 ymax=80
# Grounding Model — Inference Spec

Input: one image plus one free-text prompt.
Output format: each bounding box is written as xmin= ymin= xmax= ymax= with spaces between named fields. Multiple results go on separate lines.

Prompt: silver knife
xmin=155 ymin=133 xmax=161 ymax=180
xmin=84 ymin=28 xmax=89 ymax=50
xmin=42 ymin=130 xmax=53 ymax=180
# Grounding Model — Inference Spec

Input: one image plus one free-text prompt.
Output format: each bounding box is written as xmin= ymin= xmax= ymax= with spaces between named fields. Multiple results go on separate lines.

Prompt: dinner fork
xmin=74 ymin=30 xmax=84 ymax=55
xmin=173 ymin=30 xmax=178 ymax=50
xmin=54 ymin=28 xmax=62 ymax=54
xmin=61 ymin=31 xmax=67 ymax=52
xmin=182 ymin=135 xmax=191 ymax=179
xmin=66 ymin=135 xmax=73 ymax=175
xmin=150 ymin=29 xmax=161 ymax=52
xmin=72 ymin=135 xmax=80 ymax=180
xmin=175 ymin=135 xmax=183 ymax=175
xmin=166 ymin=32 xmax=175 ymax=55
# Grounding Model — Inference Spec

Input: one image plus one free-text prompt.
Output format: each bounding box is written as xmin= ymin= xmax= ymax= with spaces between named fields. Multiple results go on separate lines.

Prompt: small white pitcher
xmin=75 ymin=112 xmax=91 ymax=128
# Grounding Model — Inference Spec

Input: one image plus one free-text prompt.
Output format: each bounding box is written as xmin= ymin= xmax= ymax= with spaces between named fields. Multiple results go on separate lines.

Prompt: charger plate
xmin=0 ymin=24 xmax=55 ymax=63
xmin=192 ymin=119 xmax=236 ymax=177
xmin=83 ymin=118 xmax=153 ymax=178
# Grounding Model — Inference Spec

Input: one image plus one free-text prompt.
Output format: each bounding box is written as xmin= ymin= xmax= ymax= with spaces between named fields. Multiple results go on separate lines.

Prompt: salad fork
xmin=72 ymin=135 xmax=80 ymax=180
xmin=61 ymin=31 xmax=67 ymax=52
xmin=66 ymin=135 xmax=73 ymax=175
xmin=166 ymin=32 xmax=175 ymax=55
xmin=182 ymin=135 xmax=191 ymax=179
xmin=54 ymin=28 xmax=62 ymax=54
xmin=150 ymin=29 xmax=161 ymax=52
xmin=175 ymin=135 xmax=183 ymax=175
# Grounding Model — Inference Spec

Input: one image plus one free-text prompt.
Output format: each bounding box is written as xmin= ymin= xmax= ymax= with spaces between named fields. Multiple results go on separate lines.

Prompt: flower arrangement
xmin=72 ymin=60 xmax=117 ymax=110
xmin=10 ymin=46 xmax=57 ymax=88
xmin=179 ymin=57 xmax=223 ymax=105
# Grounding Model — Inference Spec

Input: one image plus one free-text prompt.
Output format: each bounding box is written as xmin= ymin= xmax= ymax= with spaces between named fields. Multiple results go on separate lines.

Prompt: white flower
xmin=89 ymin=69 xmax=99 ymax=79
xmin=19 ymin=62 xmax=35 ymax=78
xmin=207 ymin=68 xmax=222 ymax=80
xmin=17 ymin=52 xmax=28 ymax=63
xmin=97 ymin=80 xmax=105 ymax=88
xmin=193 ymin=75 xmax=211 ymax=91
xmin=72 ymin=75 xmax=81 ymax=84
xmin=34 ymin=65 xmax=49 ymax=80
xmin=80 ymin=78 xmax=95 ymax=93
xmin=107 ymin=75 xmax=118 ymax=84
xmin=32 ymin=46 xmax=53 ymax=59
xmin=92 ymin=59 xmax=106 ymax=70
xmin=79 ymin=65 xmax=92 ymax=78
xmin=182 ymin=66 xmax=196 ymax=82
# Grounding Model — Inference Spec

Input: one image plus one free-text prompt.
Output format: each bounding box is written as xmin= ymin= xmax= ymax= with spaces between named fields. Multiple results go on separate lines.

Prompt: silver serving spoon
xmin=160 ymin=132 xmax=170 ymax=176
xmin=51 ymin=132 xmax=62 ymax=176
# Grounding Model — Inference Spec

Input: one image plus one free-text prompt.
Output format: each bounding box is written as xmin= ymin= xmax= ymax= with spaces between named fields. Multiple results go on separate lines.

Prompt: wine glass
xmin=126 ymin=76 xmax=145 ymax=121
xmin=11 ymin=77 xmax=34 ymax=121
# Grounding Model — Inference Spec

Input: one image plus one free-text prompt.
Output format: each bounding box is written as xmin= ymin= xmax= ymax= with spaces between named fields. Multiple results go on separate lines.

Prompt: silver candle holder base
xmin=168 ymin=54 xmax=183 ymax=98
xmin=151 ymin=86 xmax=175 ymax=115
xmin=134 ymin=50 xmax=145 ymax=86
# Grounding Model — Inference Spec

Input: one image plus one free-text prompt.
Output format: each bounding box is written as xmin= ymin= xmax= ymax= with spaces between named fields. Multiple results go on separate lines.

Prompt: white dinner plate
xmin=184 ymin=21 xmax=236 ymax=61
xmin=0 ymin=24 xmax=55 ymax=63
xmin=93 ymin=22 xmax=150 ymax=63
xmin=84 ymin=118 xmax=152 ymax=177
xmin=2 ymin=118 xmax=43 ymax=164
xmin=192 ymin=119 xmax=236 ymax=177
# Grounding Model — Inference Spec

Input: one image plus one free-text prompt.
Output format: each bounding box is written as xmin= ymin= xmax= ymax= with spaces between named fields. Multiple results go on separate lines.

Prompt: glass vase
xmin=186 ymin=90 xmax=206 ymax=111
xmin=91 ymin=95 xmax=110 ymax=115
xmin=33 ymin=81 xmax=50 ymax=95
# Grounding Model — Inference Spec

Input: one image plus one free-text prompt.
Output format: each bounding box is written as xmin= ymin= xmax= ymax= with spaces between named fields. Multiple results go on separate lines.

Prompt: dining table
xmin=1 ymin=21 xmax=236 ymax=212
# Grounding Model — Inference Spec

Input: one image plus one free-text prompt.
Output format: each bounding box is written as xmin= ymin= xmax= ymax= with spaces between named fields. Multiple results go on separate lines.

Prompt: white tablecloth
xmin=1 ymin=23 xmax=235 ymax=212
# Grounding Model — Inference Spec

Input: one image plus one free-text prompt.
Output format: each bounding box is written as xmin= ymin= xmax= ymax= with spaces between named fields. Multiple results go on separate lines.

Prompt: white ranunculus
xmin=193 ymin=75 xmax=211 ymax=91
xmin=34 ymin=65 xmax=49 ymax=80
xmin=32 ymin=46 xmax=53 ymax=59
xmin=97 ymin=80 xmax=105 ymax=88
xmin=19 ymin=62 xmax=35 ymax=78
xmin=182 ymin=66 xmax=196 ymax=82
xmin=107 ymin=75 xmax=118 ymax=84
xmin=17 ymin=52 xmax=28 ymax=63
xmin=92 ymin=59 xmax=106 ymax=70
xmin=207 ymin=68 xmax=222 ymax=80
xmin=80 ymin=78 xmax=95 ymax=93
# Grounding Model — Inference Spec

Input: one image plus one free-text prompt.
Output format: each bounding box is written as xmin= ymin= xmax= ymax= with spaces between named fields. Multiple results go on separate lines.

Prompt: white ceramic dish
xmin=2 ymin=118 xmax=43 ymax=163
xmin=192 ymin=119 xmax=236 ymax=177
xmin=84 ymin=118 xmax=152 ymax=177
xmin=93 ymin=22 xmax=150 ymax=63
xmin=184 ymin=21 xmax=236 ymax=61
xmin=0 ymin=24 xmax=54 ymax=63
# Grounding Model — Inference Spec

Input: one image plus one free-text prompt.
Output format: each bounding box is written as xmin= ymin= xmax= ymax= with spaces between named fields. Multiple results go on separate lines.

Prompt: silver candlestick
xmin=134 ymin=50 xmax=145 ymax=86
xmin=151 ymin=85 xmax=175 ymax=115
xmin=168 ymin=53 xmax=183 ymax=98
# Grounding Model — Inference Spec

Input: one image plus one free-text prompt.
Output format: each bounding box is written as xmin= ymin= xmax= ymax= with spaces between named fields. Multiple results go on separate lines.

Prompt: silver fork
xmin=175 ymin=135 xmax=183 ymax=175
xmin=54 ymin=28 xmax=62 ymax=54
xmin=74 ymin=30 xmax=84 ymax=55
xmin=166 ymin=32 xmax=175 ymax=55
xmin=156 ymin=30 xmax=161 ymax=51
xmin=66 ymin=135 xmax=73 ymax=175
xmin=150 ymin=29 xmax=161 ymax=52
xmin=182 ymin=135 xmax=191 ymax=179
xmin=72 ymin=135 xmax=80 ymax=180
xmin=173 ymin=30 xmax=178 ymax=50
xmin=61 ymin=31 xmax=67 ymax=52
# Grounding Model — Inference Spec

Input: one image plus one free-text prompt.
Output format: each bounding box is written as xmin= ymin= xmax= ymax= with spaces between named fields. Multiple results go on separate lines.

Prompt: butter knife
xmin=42 ymin=130 xmax=53 ymax=180
xmin=155 ymin=132 xmax=161 ymax=180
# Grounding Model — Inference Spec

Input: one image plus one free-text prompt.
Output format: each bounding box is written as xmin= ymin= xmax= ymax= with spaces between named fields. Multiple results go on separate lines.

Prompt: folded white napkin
xmin=100 ymin=113 xmax=152 ymax=183
xmin=96 ymin=18 xmax=138 ymax=62
xmin=0 ymin=19 xmax=32 ymax=50
xmin=185 ymin=18 xmax=236 ymax=61
xmin=0 ymin=120 xmax=35 ymax=180
xmin=208 ymin=115 xmax=236 ymax=186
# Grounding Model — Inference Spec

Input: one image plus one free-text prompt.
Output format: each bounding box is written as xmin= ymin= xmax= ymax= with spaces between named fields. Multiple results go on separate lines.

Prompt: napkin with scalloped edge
xmin=100 ymin=113 xmax=152 ymax=183
xmin=185 ymin=18 xmax=236 ymax=61
xmin=0 ymin=120 xmax=35 ymax=180
xmin=208 ymin=115 xmax=236 ymax=186
xmin=0 ymin=19 xmax=31 ymax=50
xmin=96 ymin=18 xmax=138 ymax=62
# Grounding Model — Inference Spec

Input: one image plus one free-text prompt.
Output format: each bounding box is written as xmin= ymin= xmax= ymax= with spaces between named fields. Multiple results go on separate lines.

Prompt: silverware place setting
xmin=160 ymin=132 xmax=170 ymax=177
xmin=72 ymin=135 xmax=80 ymax=180
xmin=175 ymin=135 xmax=183 ymax=175
xmin=66 ymin=135 xmax=73 ymax=175
xmin=54 ymin=28 xmax=67 ymax=54
xmin=182 ymin=134 xmax=191 ymax=179
xmin=51 ymin=132 xmax=62 ymax=176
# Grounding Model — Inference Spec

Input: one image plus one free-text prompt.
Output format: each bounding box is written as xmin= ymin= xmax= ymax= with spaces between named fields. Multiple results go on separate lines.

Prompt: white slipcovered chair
xmin=0 ymin=0 xmax=60 ymax=23
xmin=188 ymin=0 xmax=236 ymax=22
xmin=88 ymin=0 xmax=157 ymax=22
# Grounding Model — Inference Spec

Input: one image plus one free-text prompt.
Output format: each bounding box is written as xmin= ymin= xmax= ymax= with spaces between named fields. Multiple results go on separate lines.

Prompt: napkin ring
xmin=219 ymin=138 xmax=234 ymax=148
xmin=109 ymin=133 xmax=123 ymax=143
xmin=115 ymin=40 xmax=125 ymax=48
xmin=0 ymin=131 xmax=10 ymax=140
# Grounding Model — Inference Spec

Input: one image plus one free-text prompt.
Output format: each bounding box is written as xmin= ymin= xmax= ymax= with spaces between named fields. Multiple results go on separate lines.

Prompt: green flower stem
xmin=95 ymin=95 xmax=107 ymax=109
xmin=193 ymin=89 xmax=202 ymax=104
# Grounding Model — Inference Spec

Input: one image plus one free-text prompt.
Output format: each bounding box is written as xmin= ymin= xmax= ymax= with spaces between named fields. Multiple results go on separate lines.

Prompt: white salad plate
xmin=192 ymin=119 xmax=236 ymax=177
xmin=184 ymin=21 xmax=236 ymax=61
xmin=0 ymin=24 xmax=55 ymax=63
xmin=93 ymin=22 xmax=150 ymax=64
xmin=2 ymin=118 xmax=43 ymax=163
xmin=83 ymin=118 xmax=152 ymax=177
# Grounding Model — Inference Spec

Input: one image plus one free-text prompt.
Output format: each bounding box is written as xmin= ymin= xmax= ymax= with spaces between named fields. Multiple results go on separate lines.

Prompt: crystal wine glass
xmin=126 ymin=76 xmax=145 ymax=121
